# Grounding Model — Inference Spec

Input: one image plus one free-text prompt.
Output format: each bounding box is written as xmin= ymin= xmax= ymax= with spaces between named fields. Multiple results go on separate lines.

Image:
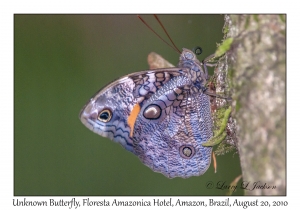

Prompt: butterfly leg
xmin=202 ymin=53 xmax=216 ymax=79
xmin=204 ymin=91 xmax=232 ymax=100
xmin=203 ymin=53 xmax=216 ymax=63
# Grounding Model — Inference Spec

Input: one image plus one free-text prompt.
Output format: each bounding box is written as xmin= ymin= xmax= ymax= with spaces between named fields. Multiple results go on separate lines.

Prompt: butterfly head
xmin=180 ymin=48 xmax=198 ymax=62
xmin=179 ymin=48 xmax=203 ymax=70
xmin=179 ymin=48 xmax=207 ymax=86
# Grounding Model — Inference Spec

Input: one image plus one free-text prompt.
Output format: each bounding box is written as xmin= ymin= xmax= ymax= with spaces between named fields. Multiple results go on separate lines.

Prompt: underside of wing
xmin=131 ymin=74 xmax=213 ymax=178
xmin=79 ymin=68 xmax=187 ymax=153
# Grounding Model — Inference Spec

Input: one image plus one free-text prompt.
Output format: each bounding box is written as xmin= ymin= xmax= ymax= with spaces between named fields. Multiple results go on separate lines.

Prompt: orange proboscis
xmin=128 ymin=103 xmax=141 ymax=137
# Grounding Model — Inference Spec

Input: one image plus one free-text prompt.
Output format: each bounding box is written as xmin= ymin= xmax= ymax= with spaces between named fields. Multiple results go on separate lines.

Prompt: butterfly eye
xmin=184 ymin=51 xmax=194 ymax=60
xmin=179 ymin=145 xmax=195 ymax=159
xmin=143 ymin=104 xmax=161 ymax=120
xmin=98 ymin=109 xmax=112 ymax=122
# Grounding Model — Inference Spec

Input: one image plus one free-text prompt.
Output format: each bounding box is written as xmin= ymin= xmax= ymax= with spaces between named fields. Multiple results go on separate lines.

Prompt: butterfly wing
xmin=79 ymin=68 xmax=185 ymax=153
xmin=132 ymin=74 xmax=213 ymax=178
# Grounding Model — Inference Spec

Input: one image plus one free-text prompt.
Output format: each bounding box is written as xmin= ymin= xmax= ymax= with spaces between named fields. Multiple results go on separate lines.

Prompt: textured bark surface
xmin=223 ymin=15 xmax=286 ymax=195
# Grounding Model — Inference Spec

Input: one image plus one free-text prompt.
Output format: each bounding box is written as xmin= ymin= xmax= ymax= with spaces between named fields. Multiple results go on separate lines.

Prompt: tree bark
xmin=221 ymin=15 xmax=286 ymax=195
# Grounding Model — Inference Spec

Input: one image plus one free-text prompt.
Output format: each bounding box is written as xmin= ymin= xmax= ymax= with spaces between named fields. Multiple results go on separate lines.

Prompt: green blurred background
xmin=14 ymin=14 xmax=242 ymax=195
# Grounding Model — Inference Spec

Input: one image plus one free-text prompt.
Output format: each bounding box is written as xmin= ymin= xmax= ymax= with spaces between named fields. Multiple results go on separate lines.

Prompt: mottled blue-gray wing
xmin=132 ymin=75 xmax=213 ymax=178
xmin=79 ymin=68 xmax=185 ymax=152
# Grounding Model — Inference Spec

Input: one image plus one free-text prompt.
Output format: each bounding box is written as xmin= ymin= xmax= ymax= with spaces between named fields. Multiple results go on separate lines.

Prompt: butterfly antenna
xmin=137 ymin=15 xmax=181 ymax=54
xmin=154 ymin=15 xmax=181 ymax=54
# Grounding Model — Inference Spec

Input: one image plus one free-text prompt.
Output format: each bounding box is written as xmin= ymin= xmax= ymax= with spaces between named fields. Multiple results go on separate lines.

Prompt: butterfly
xmin=79 ymin=16 xmax=215 ymax=178
xmin=79 ymin=49 xmax=213 ymax=178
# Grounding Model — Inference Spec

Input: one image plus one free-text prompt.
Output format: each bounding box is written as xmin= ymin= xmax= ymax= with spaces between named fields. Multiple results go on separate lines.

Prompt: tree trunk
xmin=221 ymin=15 xmax=286 ymax=195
